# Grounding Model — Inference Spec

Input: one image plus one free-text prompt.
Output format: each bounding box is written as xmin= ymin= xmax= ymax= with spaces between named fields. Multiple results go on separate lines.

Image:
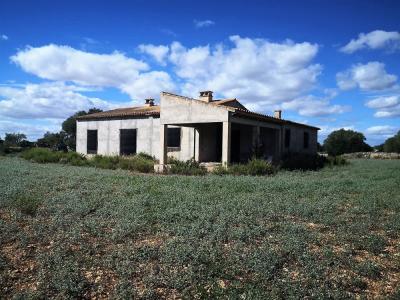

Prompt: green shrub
xmin=213 ymin=158 xmax=275 ymax=176
xmin=281 ymin=153 xmax=327 ymax=171
xmin=21 ymin=148 xmax=62 ymax=163
xmin=326 ymin=155 xmax=348 ymax=167
xmin=245 ymin=158 xmax=275 ymax=175
xmin=168 ymin=158 xmax=207 ymax=175
xmin=12 ymin=194 xmax=41 ymax=216
xmin=136 ymin=152 xmax=155 ymax=161
xmin=89 ymin=155 xmax=121 ymax=169
xmin=118 ymin=155 xmax=154 ymax=173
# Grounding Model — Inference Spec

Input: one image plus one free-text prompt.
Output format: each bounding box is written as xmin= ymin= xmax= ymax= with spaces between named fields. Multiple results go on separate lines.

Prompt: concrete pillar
xmin=222 ymin=121 xmax=231 ymax=165
xmin=160 ymin=124 xmax=168 ymax=165
xmin=194 ymin=127 xmax=200 ymax=161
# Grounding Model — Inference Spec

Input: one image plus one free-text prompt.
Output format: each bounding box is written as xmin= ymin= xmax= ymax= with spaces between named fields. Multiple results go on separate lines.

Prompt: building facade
xmin=76 ymin=91 xmax=319 ymax=168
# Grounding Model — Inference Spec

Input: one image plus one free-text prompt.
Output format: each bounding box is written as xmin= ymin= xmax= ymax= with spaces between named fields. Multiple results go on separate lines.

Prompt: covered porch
xmin=157 ymin=91 xmax=283 ymax=171
xmin=159 ymin=120 xmax=282 ymax=167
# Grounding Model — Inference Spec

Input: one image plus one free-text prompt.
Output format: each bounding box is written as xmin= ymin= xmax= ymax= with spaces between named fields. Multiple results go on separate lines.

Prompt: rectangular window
xmin=120 ymin=129 xmax=137 ymax=155
xmin=303 ymin=132 xmax=309 ymax=149
xmin=285 ymin=129 xmax=291 ymax=148
xmin=167 ymin=128 xmax=181 ymax=148
xmin=87 ymin=130 xmax=98 ymax=154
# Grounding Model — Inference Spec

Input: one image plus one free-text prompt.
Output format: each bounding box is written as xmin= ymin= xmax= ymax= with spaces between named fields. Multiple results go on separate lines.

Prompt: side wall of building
xmin=282 ymin=124 xmax=318 ymax=154
xmin=76 ymin=117 xmax=195 ymax=160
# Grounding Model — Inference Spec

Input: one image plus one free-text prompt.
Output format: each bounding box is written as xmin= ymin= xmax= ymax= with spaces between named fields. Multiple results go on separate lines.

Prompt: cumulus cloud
xmin=281 ymin=94 xmax=349 ymax=117
xmin=1 ymin=34 xmax=8 ymax=41
xmin=0 ymin=82 xmax=116 ymax=119
xmin=366 ymin=125 xmax=397 ymax=137
xmin=336 ymin=62 xmax=397 ymax=91
xmin=365 ymin=95 xmax=400 ymax=118
xmin=340 ymin=30 xmax=400 ymax=53
xmin=138 ymin=44 xmax=169 ymax=65
xmin=159 ymin=35 xmax=323 ymax=114
xmin=11 ymin=44 xmax=175 ymax=100
xmin=9 ymin=37 xmax=348 ymax=118
xmin=194 ymin=20 xmax=215 ymax=28
xmin=0 ymin=119 xmax=61 ymax=141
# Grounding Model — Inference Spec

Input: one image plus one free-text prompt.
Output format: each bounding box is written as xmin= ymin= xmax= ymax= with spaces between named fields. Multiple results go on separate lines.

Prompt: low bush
xmin=21 ymin=148 xmax=62 ymax=163
xmin=12 ymin=194 xmax=41 ymax=216
xmin=326 ymin=155 xmax=348 ymax=167
xmin=118 ymin=156 xmax=154 ymax=173
xmin=90 ymin=155 xmax=120 ymax=169
xmin=281 ymin=153 xmax=327 ymax=171
xmin=213 ymin=158 xmax=276 ymax=176
xmin=168 ymin=158 xmax=207 ymax=175
xmin=21 ymin=148 xmax=154 ymax=173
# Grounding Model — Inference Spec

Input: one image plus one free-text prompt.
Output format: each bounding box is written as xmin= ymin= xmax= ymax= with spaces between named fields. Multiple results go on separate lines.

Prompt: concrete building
xmin=76 ymin=91 xmax=319 ymax=169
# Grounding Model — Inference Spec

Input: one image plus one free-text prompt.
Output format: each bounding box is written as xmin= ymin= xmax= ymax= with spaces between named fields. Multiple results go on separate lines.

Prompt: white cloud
xmin=336 ymin=62 xmax=397 ymax=91
xmin=1 ymin=34 xmax=8 ymax=41
xmin=194 ymin=20 xmax=215 ymax=28
xmin=281 ymin=95 xmax=349 ymax=117
xmin=11 ymin=44 xmax=175 ymax=100
xmin=366 ymin=125 xmax=397 ymax=137
xmin=138 ymin=44 xmax=169 ymax=65
xmin=0 ymin=119 xmax=61 ymax=141
xmin=0 ymin=82 xmax=116 ymax=119
xmin=340 ymin=30 xmax=400 ymax=53
xmin=365 ymin=95 xmax=400 ymax=118
xmin=318 ymin=125 xmax=355 ymax=140
xmin=161 ymin=36 xmax=323 ymax=114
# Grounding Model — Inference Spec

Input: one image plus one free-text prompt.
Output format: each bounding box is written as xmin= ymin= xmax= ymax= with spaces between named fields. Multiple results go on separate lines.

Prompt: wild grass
xmin=0 ymin=157 xmax=399 ymax=298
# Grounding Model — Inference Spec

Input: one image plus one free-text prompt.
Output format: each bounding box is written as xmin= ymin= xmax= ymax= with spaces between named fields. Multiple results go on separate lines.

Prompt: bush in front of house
xmin=21 ymin=148 xmax=63 ymax=163
xmin=281 ymin=152 xmax=327 ymax=171
xmin=326 ymin=155 xmax=348 ymax=167
xmin=118 ymin=155 xmax=155 ymax=173
xmin=213 ymin=158 xmax=276 ymax=176
xmin=167 ymin=158 xmax=207 ymax=175
xmin=281 ymin=152 xmax=348 ymax=171
xmin=21 ymin=148 xmax=155 ymax=173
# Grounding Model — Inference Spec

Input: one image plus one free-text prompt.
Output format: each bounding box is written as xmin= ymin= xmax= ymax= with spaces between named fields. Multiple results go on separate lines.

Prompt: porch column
xmin=222 ymin=121 xmax=231 ymax=165
xmin=194 ymin=127 xmax=200 ymax=161
xmin=252 ymin=126 xmax=260 ymax=147
xmin=159 ymin=124 xmax=168 ymax=165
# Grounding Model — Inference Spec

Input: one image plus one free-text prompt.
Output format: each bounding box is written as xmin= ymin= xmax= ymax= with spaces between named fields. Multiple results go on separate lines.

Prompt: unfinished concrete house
xmin=76 ymin=91 xmax=319 ymax=170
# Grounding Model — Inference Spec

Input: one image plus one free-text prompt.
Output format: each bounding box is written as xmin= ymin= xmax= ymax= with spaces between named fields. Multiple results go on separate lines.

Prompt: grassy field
xmin=0 ymin=157 xmax=399 ymax=299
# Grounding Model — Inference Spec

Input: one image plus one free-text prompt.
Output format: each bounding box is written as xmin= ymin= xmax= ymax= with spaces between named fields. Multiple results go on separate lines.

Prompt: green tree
xmin=62 ymin=108 xmax=102 ymax=150
xmin=4 ymin=132 xmax=27 ymax=147
xmin=383 ymin=131 xmax=400 ymax=153
xmin=37 ymin=131 xmax=67 ymax=151
xmin=323 ymin=129 xmax=372 ymax=156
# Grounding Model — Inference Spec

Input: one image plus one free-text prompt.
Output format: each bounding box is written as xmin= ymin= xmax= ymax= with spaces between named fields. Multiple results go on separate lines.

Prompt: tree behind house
xmin=383 ymin=131 xmax=400 ymax=153
xmin=323 ymin=129 xmax=371 ymax=156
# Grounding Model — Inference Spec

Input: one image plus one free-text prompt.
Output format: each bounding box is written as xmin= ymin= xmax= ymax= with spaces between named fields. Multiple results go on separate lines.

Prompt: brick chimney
xmin=145 ymin=98 xmax=155 ymax=107
xmin=274 ymin=110 xmax=282 ymax=119
xmin=199 ymin=91 xmax=213 ymax=103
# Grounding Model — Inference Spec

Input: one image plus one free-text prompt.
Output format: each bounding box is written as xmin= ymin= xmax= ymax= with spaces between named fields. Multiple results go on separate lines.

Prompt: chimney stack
xmin=199 ymin=91 xmax=213 ymax=103
xmin=274 ymin=110 xmax=282 ymax=119
xmin=145 ymin=98 xmax=155 ymax=107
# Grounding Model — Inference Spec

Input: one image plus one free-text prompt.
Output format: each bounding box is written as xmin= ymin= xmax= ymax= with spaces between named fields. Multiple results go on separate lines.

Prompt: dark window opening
xmin=167 ymin=128 xmax=181 ymax=148
xmin=120 ymin=129 xmax=137 ymax=155
xmin=285 ymin=129 xmax=291 ymax=148
xmin=303 ymin=132 xmax=309 ymax=149
xmin=87 ymin=130 xmax=98 ymax=154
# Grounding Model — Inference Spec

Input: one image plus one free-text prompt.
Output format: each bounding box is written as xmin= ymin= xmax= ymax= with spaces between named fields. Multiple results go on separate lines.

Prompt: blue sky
xmin=0 ymin=0 xmax=399 ymax=145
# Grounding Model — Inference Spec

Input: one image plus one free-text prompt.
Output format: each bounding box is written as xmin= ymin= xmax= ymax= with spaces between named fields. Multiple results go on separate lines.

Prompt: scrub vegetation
xmin=0 ymin=157 xmax=399 ymax=298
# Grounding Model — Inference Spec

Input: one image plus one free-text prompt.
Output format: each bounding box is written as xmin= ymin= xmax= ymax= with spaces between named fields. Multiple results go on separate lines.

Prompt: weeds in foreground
xmin=0 ymin=158 xmax=399 ymax=298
